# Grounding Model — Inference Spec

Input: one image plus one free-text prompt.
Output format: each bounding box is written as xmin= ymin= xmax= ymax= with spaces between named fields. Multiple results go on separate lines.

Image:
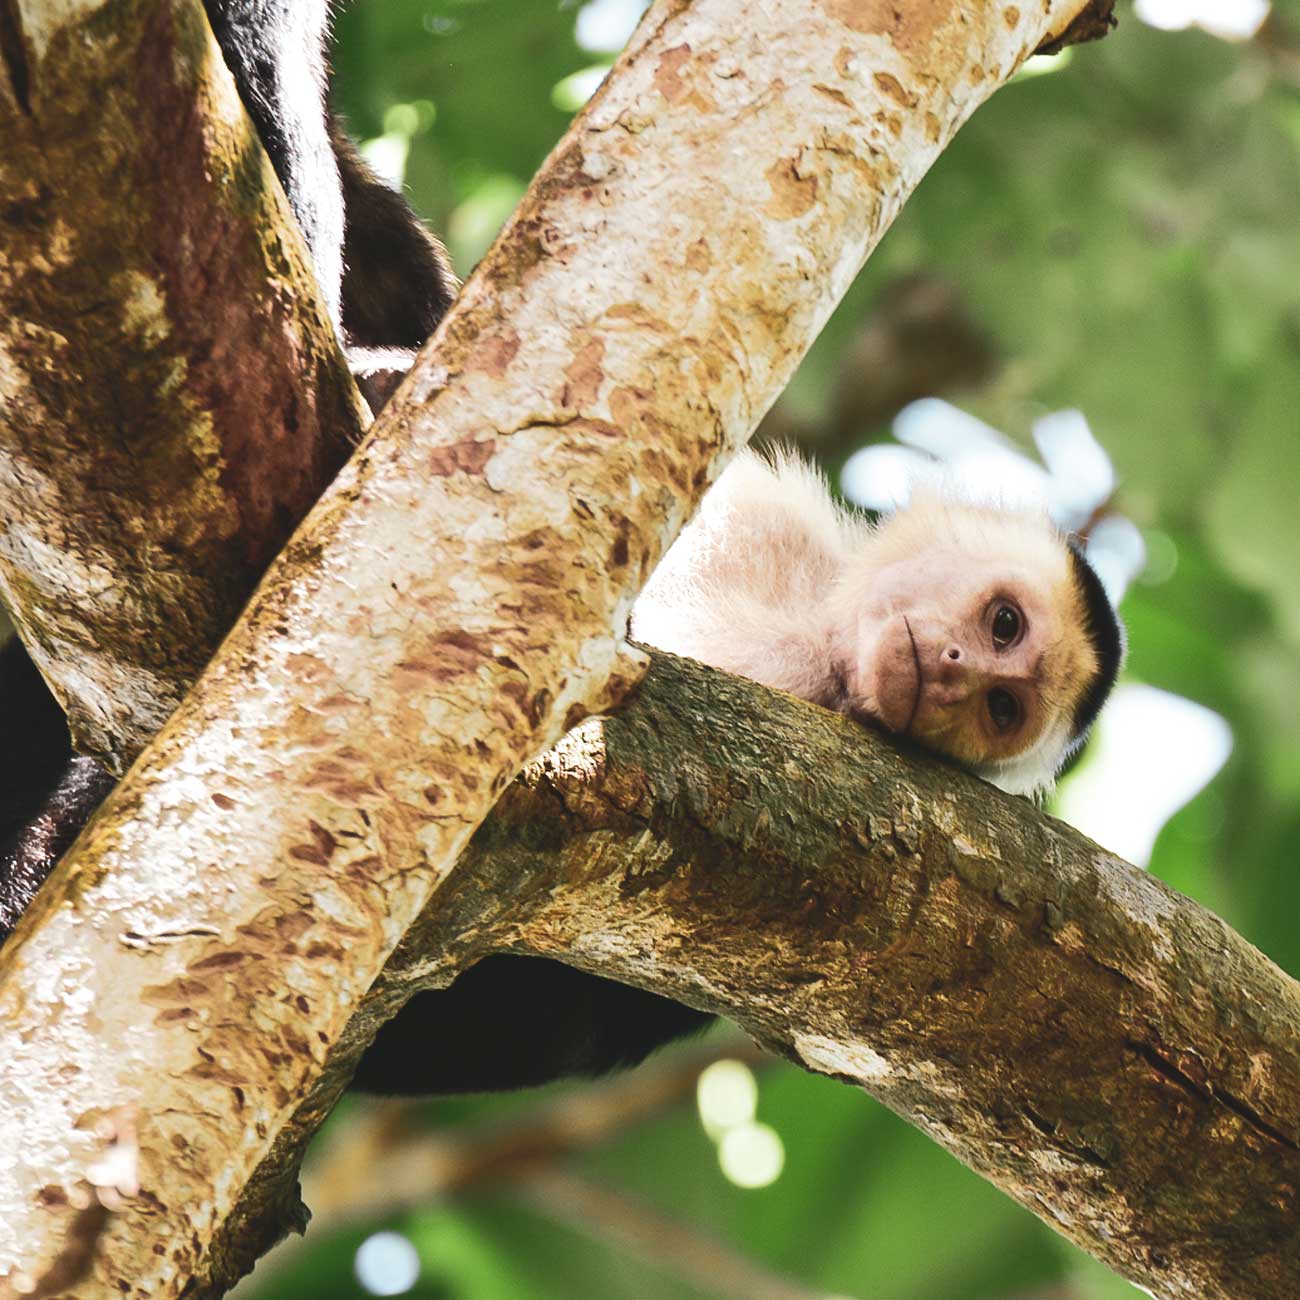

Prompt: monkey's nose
xmin=935 ymin=644 xmax=968 ymax=689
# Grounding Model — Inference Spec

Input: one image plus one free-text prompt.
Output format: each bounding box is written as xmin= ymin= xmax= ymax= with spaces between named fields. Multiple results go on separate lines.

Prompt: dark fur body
xmin=0 ymin=639 xmax=115 ymax=941
xmin=202 ymin=0 xmax=458 ymax=373
xmin=353 ymin=958 xmax=710 ymax=1095
xmin=0 ymin=0 xmax=708 ymax=1095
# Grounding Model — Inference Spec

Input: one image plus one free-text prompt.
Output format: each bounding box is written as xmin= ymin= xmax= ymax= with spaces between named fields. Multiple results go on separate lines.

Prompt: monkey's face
xmin=838 ymin=540 xmax=1098 ymax=777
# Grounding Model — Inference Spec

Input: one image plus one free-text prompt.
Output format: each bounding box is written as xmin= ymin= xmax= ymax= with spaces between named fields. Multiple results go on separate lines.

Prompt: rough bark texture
xmin=0 ymin=0 xmax=365 ymax=772
xmin=220 ymin=652 xmax=1300 ymax=1300
xmin=417 ymin=654 xmax=1299 ymax=1300
xmin=0 ymin=0 xmax=1124 ymax=1295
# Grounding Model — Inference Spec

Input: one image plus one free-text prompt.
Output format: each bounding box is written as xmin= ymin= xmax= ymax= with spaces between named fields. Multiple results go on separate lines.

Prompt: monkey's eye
xmin=991 ymin=604 xmax=1022 ymax=649
xmin=987 ymin=688 xmax=1021 ymax=732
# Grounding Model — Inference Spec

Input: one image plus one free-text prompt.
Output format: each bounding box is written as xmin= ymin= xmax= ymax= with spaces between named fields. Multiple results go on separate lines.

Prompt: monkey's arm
xmin=334 ymin=125 xmax=459 ymax=352
xmin=0 ymin=639 xmax=113 ymax=943
xmin=631 ymin=452 xmax=851 ymax=705
xmin=333 ymin=123 xmax=460 ymax=410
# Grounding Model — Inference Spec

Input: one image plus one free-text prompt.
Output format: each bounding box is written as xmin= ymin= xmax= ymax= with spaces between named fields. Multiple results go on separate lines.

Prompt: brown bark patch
xmin=820 ymin=0 xmax=948 ymax=53
xmin=428 ymin=438 xmax=497 ymax=478
xmin=287 ymin=822 xmax=337 ymax=867
xmin=608 ymin=384 xmax=655 ymax=432
xmin=653 ymin=44 xmax=694 ymax=103
xmin=189 ymin=951 xmax=250 ymax=973
xmin=685 ymin=239 xmax=711 ymax=273
xmin=300 ymin=759 xmax=380 ymax=806
xmin=813 ymin=83 xmax=857 ymax=112
xmin=468 ymin=330 xmax=520 ymax=380
xmin=605 ymin=303 xmax=673 ymax=332
xmin=393 ymin=630 xmax=497 ymax=686
xmin=284 ymin=652 xmax=332 ymax=683
xmin=764 ymin=158 xmax=818 ymax=220
xmin=875 ymin=111 xmax=904 ymax=140
xmin=873 ymin=72 xmax=918 ymax=107
xmin=560 ymin=336 xmax=606 ymax=409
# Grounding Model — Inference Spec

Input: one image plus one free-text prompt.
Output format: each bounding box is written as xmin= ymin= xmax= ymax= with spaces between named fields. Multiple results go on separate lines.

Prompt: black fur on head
xmin=1066 ymin=539 xmax=1125 ymax=746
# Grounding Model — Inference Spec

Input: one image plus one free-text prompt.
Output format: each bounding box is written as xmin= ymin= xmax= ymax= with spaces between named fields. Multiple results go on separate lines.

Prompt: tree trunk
xmin=0 ymin=0 xmax=364 ymax=771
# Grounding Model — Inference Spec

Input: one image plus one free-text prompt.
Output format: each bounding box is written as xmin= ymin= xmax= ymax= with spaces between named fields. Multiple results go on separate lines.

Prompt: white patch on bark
xmin=795 ymin=1033 xmax=894 ymax=1081
xmin=18 ymin=0 xmax=110 ymax=60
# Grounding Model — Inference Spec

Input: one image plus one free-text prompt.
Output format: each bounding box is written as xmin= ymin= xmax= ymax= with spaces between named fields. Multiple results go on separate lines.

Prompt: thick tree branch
xmin=0 ymin=0 xmax=365 ymax=770
xmin=386 ymin=652 xmax=1297 ymax=1300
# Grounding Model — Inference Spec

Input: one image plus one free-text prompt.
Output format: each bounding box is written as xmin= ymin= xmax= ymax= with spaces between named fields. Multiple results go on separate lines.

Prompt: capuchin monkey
xmin=0 ymin=6 xmax=1123 ymax=1096
xmin=631 ymin=450 xmax=1124 ymax=798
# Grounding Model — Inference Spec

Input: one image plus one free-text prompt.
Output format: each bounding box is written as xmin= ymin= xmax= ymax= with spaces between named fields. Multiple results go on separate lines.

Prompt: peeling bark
xmin=0 ymin=0 xmax=365 ymax=771
xmin=0 ymin=0 xmax=1128 ymax=1296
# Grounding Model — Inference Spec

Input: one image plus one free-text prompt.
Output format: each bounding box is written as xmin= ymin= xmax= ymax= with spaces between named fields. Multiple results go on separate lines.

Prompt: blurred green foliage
xmin=251 ymin=2 xmax=1300 ymax=1297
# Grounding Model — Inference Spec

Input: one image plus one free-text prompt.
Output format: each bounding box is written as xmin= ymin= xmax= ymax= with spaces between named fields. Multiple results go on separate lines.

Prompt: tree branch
xmin=361 ymin=651 xmax=1298 ymax=1300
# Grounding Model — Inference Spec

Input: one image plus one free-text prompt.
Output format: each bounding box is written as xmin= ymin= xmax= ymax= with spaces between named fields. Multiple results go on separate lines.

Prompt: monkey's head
xmin=831 ymin=494 xmax=1124 ymax=797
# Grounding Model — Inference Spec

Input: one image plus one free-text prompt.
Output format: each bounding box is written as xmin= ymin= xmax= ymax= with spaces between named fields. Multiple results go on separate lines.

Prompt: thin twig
xmin=513 ymin=1169 xmax=851 ymax=1300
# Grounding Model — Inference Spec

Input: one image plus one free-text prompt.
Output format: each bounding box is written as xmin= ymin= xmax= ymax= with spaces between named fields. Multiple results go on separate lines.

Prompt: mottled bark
xmin=221 ymin=652 xmax=1300 ymax=1300
xmin=419 ymin=653 xmax=1300 ymax=1300
xmin=0 ymin=0 xmax=365 ymax=771
xmin=0 ymin=0 xmax=1125 ymax=1296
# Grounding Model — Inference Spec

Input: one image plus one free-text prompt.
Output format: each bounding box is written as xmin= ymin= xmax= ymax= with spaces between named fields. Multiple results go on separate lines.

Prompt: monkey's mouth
xmin=902 ymin=616 xmax=923 ymax=733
